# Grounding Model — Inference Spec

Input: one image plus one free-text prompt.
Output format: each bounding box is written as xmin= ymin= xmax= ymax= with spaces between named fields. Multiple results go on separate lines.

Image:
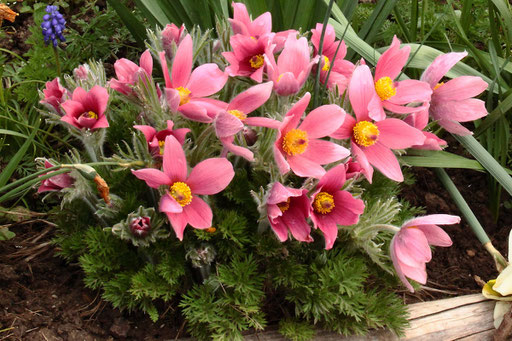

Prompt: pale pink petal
xmin=60 ymin=114 xmax=81 ymax=129
xmin=417 ymin=224 xmax=453 ymax=247
xmin=173 ymin=128 xmax=190 ymax=145
xmin=178 ymin=102 xmax=212 ymax=123
xmin=412 ymin=131 xmax=447 ymax=151
xmin=287 ymin=155 xmax=326 ymax=179
xmin=250 ymin=66 xmax=264 ymax=83
xmin=301 ymin=139 xmax=350 ymax=165
xmin=139 ymin=49 xmax=153 ymax=76
xmin=231 ymin=2 xmax=251 ymax=32
xmin=389 ymin=80 xmax=432 ymax=105
xmin=172 ymin=34 xmax=193 ymax=88
xmin=400 ymin=260 xmax=428 ymax=284
xmin=187 ymin=64 xmax=227 ymax=97
xmin=61 ymin=100 xmax=85 ymax=118
xmin=405 ymin=107 xmax=430 ymax=130
xmin=163 ymin=135 xmax=188 ymax=182
xmin=134 ymin=125 xmax=156 ymax=142
xmin=299 ymin=104 xmax=345 ymax=138
xmin=269 ymin=218 xmax=289 ymax=242
xmin=215 ymin=111 xmax=244 ymax=138
xmin=250 ymin=12 xmax=272 ymax=37
xmin=363 ymin=142 xmax=403 ymax=182
xmin=71 ymin=87 xmax=88 ymax=103
xmin=368 ymin=93 xmax=386 ymax=121
xmin=349 ymin=65 xmax=375 ymax=122
xmin=274 ymin=72 xmax=300 ymax=96
xmin=159 ymin=51 xmax=172 ymax=88
xmin=227 ymin=82 xmax=273 ymax=114
xmin=267 ymin=182 xmax=304 ymax=204
xmin=166 ymin=212 xmax=188 ymax=240
xmin=274 ymin=144 xmax=290 ymax=174
xmin=191 ymin=98 xmax=228 ymax=119
xmin=92 ymin=115 xmax=109 ymax=129
xmin=394 ymin=227 xmax=432 ymax=266
xmin=159 ymin=193 xmax=183 ymax=213
xmin=317 ymin=163 xmax=347 ymax=193
xmin=351 ymin=141 xmax=374 ymax=183
xmin=376 ymin=118 xmax=426 ymax=149
xmin=244 ymin=117 xmax=281 ymax=129
xmin=438 ymin=119 xmax=473 ymax=135
xmin=390 ymin=237 xmax=415 ymax=292
xmin=330 ymin=115 xmax=356 ymax=140
xmin=432 ymin=98 xmax=487 ymax=122
xmin=434 ymin=76 xmax=488 ymax=101
xmin=187 ymin=158 xmax=234 ymax=195
xmin=421 ymin=51 xmax=468 ymax=88
xmin=182 ymin=196 xmax=213 ymax=229
xmin=220 ymin=136 xmax=254 ymax=161
xmin=277 ymin=34 xmax=309 ymax=78
xmin=329 ymin=191 xmax=365 ymax=225
xmin=403 ymin=214 xmax=461 ymax=228
xmin=281 ymin=92 xmax=310 ymax=134
xmin=382 ymin=101 xmax=428 ymax=114
xmin=131 ymin=168 xmax=171 ymax=188
xmin=314 ymin=217 xmax=338 ymax=250
xmin=165 ymin=88 xmax=181 ymax=112
xmin=375 ymin=36 xmax=410 ymax=81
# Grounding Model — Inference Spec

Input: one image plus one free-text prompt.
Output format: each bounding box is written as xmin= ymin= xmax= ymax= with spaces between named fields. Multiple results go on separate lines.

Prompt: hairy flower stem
xmin=370 ymin=224 xmax=400 ymax=233
xmin=81 ymin=196 xmax=107 ymax=227
xmin=52 ymin=46 xmax=61 ymax=78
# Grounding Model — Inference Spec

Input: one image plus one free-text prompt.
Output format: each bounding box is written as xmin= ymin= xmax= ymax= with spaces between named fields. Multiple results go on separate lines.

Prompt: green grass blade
xmin=409 ymin=0 xmax=418 ymax=42
xmin=106 ymin=0 xmax=147 ymax=47
xmin=399 ymin=150 xmax=491 ymax=172
xmin=434 ymin=168 xmax=490 ymax=245
xmin=357 ymin=0 xmax=397 ymax=45
xmin=475 ymin=90 xmax=512 ymax=136
xmin=460 ymin=0 xmax=474 ymax=37
xmin=0 ymin=119 xmax=40 ymax=188
xmin=292 ymin=0 xmax=317 ymax=30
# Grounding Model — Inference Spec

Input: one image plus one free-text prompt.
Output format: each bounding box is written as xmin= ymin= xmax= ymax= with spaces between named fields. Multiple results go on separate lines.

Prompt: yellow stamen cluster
xmin=170 ymin=181 xmax=192 ymax=207
xmin=433 ymin=82 xmax=444 ymax=90
xmin=282 ymin=129 xmax=309 ymax=156
xmin=249 ymin=54 xmax=264 ymax=69
xmin=353 ymin=121 xmax=379 ymax=147
xmin=158 ymin=140 xmax=165 ymax=155
xmin=322 ymin=55 xmax=331 ymax=72
xmin=375 ymin=76 xmax=396 ymax=101
xmin=176 ymin=86 xmax=191 ymax=106
xmin=313 ymin=192 xmax=335 ymax=214
xmin=277 ymin=198 xmax=291 ymax=213
xmin=87 ymin=111 xmax=98 ymax=119
xmin=228 ymin=109 xmax=247 ymax=121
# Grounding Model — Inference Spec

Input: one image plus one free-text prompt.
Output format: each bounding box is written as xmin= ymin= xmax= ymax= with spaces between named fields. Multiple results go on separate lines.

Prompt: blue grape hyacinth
xmin=41 ymin=5 xmax=66 ymax=46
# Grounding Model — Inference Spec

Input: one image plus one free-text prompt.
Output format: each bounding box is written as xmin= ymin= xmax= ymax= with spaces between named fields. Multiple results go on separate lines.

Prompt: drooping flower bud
xmin=161 ymin=23 xmax=185 ymax=59
xmin=41 ymin=5 xmax=66 ymax=47
xmin=130 ymin=216 xmax=151 ymax=238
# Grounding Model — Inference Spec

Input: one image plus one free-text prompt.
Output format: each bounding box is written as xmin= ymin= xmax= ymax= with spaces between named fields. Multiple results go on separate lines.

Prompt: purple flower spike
xmin=41 ymin=5 xmax=66 ymax=46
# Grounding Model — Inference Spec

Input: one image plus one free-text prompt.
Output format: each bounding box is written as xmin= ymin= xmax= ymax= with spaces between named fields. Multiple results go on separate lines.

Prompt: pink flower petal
xmin=191 ymin=98 xmax=228 ymax=119
xmin=165 ymin=88 xmax=181 ymax=112
xmin=220 ymin=136 xmax=254 ymax=161
xmin=187 ymin=158 xmax=234 ymax=195
xmin=434 ymin=76 xmax=488 ymax=101
xmin=301 ymin=139 xmax=350 ymax=165
xmin=274 ymin=72 xmax=300 ymax=96
xmin=438 ymin=119 xmax=473 ymax=135
xmin=317 ymin=163 xmax=347 ymax=193
xmin=277 ymin=34 xmax=309 ymax=78
xmin=421 ymin=52 xmax=468 ymax=88
xmin=299 ymin=104 xmax=346 ymax=138
xmin=267 ymin=182 xmax=304 ymax=205
xmin=187 ymin=64 xmax=227 ymax=98
xmin=367 ymin=93 xmax=386 ymax=121
xmin=163 ymin=135 xmax=188 ymax=182
xmin=131 ymin=168 xmax=171 ymax=188
xmin=287 ymin=154 xmax=326 ymax=179
xmin=215 ymin=111 xmax=244 ymax=138
xmin=351 ymin=141 xmax=374 ymax=183
xmin=183 ymin=196 xmax=213 ymax=229
xmin=363 ymin=142 xmax=403 ymax=182
xmin=281 ymin=204 xmax=313 ymax=242
xmin=390 ymin=236 xmax=415 ymax=292
xmin=61 ymin=100 xmax=85 ymax=118
xmin=280 ymin=92 xmax=310 ymax=134
xmin=140 ymin=49 xmax=153 ymax=76
xmin=134 ymin=125 xmax=156 ymax=142
xmin=400 ymin=260 xmax=428 ymax=284
xmin=172 ymin=34 xmax=193 ymax=88
xmin=376 ymin=118 xmax=426 ymax=149
xmin=92 ymin=115 xmax=109 ymax=129
xmin=432 ymin=98 xmax=487 ymax=123
xmin=388 ymin=80 xmax=432 ymax=105
xmin=227 ymin=82 xmax=273 ymax=114
xmin=417 ymin=224 xmax=453 ymax=247
xmin=250 ymin=12 xmax=272 ymax=37
xmin=166 ymin=212 xmax=188 ymax=240
xmin=375 ymin=36 xmax=410 ymax=81
xmin=178 ymin=102 xmax=212 ymax=123
xmin=159 ymin=193 xmax=183 ymax=213
xmin=159 ymin=51 xmax=172 ymax=88
xmin=269 ymin=218 xmax=289 ymax=242
xmin=329 ymin=191 xmax=364 ymax=225
xmin=313 ymin=216 xmax=338 ymax=250
xmin=274 ymin=144 xmax=290 ymax=174
xmin=349 ymin=65 xmax=375 ymax=122
xmin=244 ymin=117 xmax=281 ymax=129
xmin=330 ymin=115 xmax=356 ymax=140
xmin=394 ymin=227 xmax=432 ymax=266
xmin=403 ymin=214 xmax=461 ymax=228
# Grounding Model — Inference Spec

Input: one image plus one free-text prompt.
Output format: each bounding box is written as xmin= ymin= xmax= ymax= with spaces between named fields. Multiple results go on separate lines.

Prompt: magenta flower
xmin=134 ymin=120 xmax=190 ymax=157
xmin=274 ymin=92 xmax=349 ymax=178
xmin=266 ymin=182 xmax=313 ymax=243
xmin=368 ymin=36 xmax=432 ymax=121
xmin=110 ymin=49 xmax=153 ymax=96
xmin=391 ymin=214 xmax=460 ymax=292
xmin=61 ymin=85 xmax=109 ymax=130
xmin=132 ymin=135 xmax=235 ymax=240
xmin=265 ymin=33 xmax=319 ymax=96
xmin=214 ymin=81 xmax=280 ymax=161
xmin=38 ymin=160 xmax=74 ymax=193
xmin=223 ymin=33 xmax=275 ymax=83
xmin=331 ymin=65 xmax=425 ymax=183
xmin=310 ymin=164 xmax=365 ymax=250
xmin=420 ymin=51 xmax=488 ymax=135
xmin=311 ymin=23 xmax=354 ymax=93
xmin=40 ymin=77 xmax=69 ymax=115
xmin=160 ymin=34 xmax=228 ymax=123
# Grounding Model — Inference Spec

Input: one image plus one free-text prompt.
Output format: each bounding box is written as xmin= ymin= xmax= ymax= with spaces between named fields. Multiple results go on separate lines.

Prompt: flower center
xmin=353 ymin=121 xmax=379 ymax=147
xmin=249 ymin=54 xmax=264 ymax=69
xmin=277 ymin=198 xmax=291 ymax=213
xmin=158 ymin=140 xmax=165 ymax=155
xmin=313 ymin=192 xmax=335 ymax=214
xmin=87 ymin=111 xmax=98 ymax=119
xmin=322 ymin=55 xmax=330 ymax=72
xmin=176 ymin=86 xmax=191 ymax=106
xmin=282 ymin=129 xmax=309 ymax=156
xmin=169 ymin=181 xmax=192 ymax=207
xmin=228 ymin=109 xmax=247 ymax=121
xmin=433 ymin=82 xmax=444 ymax=90
xmin=375 ymin=76 xmax=396 ymax=101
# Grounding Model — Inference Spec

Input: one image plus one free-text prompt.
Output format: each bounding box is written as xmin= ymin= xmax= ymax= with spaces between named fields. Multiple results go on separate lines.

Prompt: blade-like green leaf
xmin=475 ymin=90 xmax=512 ymax=136
xmin=357 ymin=0 xmax=397 ymax=45
xmin=106 ymin=0 xmax=147 ymax=47
xmin=399 ymin=149 xmax=492 ymax=172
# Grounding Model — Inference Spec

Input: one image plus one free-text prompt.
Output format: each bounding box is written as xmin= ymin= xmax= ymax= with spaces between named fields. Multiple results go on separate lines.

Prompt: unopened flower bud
xmin=243 ymin=127 xmax=258 ymax=146
xmin=130 ymin=216 xmax=151 ymax=238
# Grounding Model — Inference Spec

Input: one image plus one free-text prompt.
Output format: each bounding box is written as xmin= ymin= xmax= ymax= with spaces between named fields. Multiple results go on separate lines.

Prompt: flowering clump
xmin=33 ymin=2 xmax=487 ymax=337
xmin=41 ymin=5 xmax=66 ymax=46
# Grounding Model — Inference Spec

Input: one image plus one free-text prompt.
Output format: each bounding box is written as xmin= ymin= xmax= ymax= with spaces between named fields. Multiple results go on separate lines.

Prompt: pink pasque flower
xmin=274 ymin=92 xmax=349 ymax=178
xmin=223 ymin=33 xmax=275 ymax=83
xmin=132 ymin=135 xmax=235 ymax=240
xmin=420 ymin=51 xmax=488 ymax=135
xmin=311 ymin=23 xmax=354 ymax=93
xmin=61 ymin=85 xmax=109 ymax=130
xmin=265 ymin=33 xmax=319 ymax=96
xmin=73 ymin=64 xmax=89 ymax=81
xmin=331 ymin=65 xmax=426 ymax=183
xmin=310 ymin=164 xmax=365 ymax=250
xmin=391 ymin=214 xmax=460 ymax=292
xmin=161 ymin=34 xmax=228 ymax=123
xmin=110 ymin=49 xmax=153 ymax=96
xmin=134 ymin=120 xmax=190 ymax=157
xmin=40 ymin=77 xmax=69 ymax=115
xmin=162 ymin=23 xmax=185 ymax=57
xmin=38 ymin=160 xmax=74 ymax=193
xmin=404 ymin=109 xmax=447 ymax=150
xmin=266 ymin=182 xmax=313 ymax=243
xmin=368 ymin=36 xmax=432 ymax=121
xmin=214 ymin=81 xmax=280 ymax=161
